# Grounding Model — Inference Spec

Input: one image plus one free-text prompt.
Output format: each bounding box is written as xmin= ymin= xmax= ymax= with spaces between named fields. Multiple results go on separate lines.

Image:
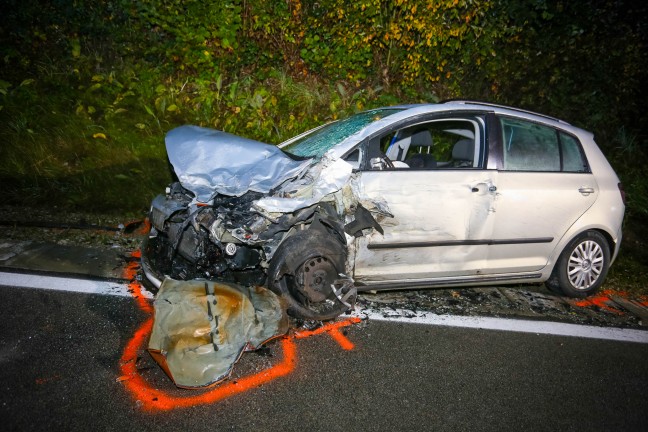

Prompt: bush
xmin=0 ymin=0 xmax=645 ymax=216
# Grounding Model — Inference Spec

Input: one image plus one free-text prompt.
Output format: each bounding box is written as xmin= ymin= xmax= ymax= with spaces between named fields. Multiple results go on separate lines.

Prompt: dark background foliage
xmin=0 ymin=0 xmax=646 ymax=216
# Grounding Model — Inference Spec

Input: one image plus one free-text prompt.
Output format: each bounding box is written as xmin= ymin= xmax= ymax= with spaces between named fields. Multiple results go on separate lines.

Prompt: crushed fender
xmin=148 ymin=278 xmax=289 ymax=389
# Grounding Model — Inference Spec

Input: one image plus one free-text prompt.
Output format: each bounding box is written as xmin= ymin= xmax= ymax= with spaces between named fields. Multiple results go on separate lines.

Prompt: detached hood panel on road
xmin=148 ymin=278 xmax=289 ymax=388
xmin=166 ymin=125 xmax=312 ymax=202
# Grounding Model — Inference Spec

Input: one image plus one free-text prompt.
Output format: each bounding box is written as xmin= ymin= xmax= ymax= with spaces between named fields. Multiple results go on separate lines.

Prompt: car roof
xmin=326 ymin=101 xmax=591 ymax=159
xmin=384 ymin=101 xmax=571 ymax=126
xmin=439 ymin=100 xmax=570 ymax=124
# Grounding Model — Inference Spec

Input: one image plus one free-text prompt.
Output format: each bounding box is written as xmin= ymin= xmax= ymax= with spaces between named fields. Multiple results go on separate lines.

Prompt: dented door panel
xmin=353 ymin=170 xmax=498 ymax=281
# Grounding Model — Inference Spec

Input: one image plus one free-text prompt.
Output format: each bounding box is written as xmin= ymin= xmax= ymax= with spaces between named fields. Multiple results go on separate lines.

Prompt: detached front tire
xmin=547 ymin=230 xmax=610 ymax=298
xmin=268 ymin=229 xmax=353 ymax=321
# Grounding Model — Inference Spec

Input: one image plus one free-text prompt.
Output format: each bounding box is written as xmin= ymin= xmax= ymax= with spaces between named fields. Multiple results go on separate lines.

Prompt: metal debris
xmin=148 ymin=278 xmax=289 ymax=388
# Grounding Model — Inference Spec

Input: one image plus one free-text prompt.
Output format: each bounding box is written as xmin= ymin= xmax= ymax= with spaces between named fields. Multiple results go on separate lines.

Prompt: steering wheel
xmin=382 ymin=155 xmax=395 ymax=169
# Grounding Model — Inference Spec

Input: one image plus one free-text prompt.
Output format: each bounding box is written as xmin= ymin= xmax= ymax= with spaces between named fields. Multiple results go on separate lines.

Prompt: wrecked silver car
xmin=142 ymin=101 xmax=625 ymax=320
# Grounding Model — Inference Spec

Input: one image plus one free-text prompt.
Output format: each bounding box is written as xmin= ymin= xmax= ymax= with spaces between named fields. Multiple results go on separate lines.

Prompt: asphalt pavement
xmin=1 ymin=284 xmax=647 ymax=431
xmin=1 ymin=229 xmax=647 ymax=431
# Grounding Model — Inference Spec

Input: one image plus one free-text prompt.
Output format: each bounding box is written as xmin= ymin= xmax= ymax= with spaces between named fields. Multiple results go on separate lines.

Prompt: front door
xmin=353 ymin=170 xmax=499 ymax=283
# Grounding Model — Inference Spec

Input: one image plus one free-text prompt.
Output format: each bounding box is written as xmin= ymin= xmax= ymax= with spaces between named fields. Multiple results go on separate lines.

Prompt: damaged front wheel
xmin=268 ymin=230 xmax=355 ymax=320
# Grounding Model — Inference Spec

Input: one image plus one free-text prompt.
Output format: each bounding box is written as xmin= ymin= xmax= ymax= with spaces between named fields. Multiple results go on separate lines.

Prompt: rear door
xmin=484 ymin=116 xmax=598 ymax=274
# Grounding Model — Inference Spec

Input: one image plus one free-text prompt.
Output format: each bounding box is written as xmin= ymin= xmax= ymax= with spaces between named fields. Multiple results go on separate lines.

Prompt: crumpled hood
xmin=166 ymin=125 xmax=312 ymax=202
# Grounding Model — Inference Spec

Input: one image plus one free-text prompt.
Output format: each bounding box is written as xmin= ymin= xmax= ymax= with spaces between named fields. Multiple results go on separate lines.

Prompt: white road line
xmin=2 ymin=271 xmax=646 ymax=343
xmin=0 ymin=271 xmax=154 ymax=299
xmin=354 ymin=309 xmax=648 ymax=344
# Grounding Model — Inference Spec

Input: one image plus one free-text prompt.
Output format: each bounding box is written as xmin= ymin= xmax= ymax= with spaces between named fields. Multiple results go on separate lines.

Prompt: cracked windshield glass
xmin=282 ymin=108 xmax=403 ymax=158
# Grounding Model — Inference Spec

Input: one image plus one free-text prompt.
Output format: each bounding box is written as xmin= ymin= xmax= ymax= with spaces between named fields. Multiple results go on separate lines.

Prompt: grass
xmin=606 ymin=215 xmax=648 ymax=296
xmin=0 ymin=90 xmax=171 ymax=215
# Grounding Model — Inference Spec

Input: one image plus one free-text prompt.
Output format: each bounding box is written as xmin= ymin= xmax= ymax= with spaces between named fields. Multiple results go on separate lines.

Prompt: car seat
xmin=385 ymin=134 xmax=410 ymax=161
xmin=451 ymin=138 xmax=474 ymax=167
xmin=404 ymin=130 xmax=436 ymax=168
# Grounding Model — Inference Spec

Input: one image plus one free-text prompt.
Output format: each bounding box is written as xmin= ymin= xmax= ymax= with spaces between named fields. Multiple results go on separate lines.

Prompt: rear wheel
xmin=268 ymin=230 xmax=355 ymax=320
xmin=546 ymin=231 xmax=610 ymax=298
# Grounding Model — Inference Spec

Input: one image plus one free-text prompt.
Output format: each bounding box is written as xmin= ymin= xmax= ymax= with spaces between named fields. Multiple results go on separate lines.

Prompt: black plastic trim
xmin=367 ymin=237 xmax=554 ymax=250
xmin=356 ymin=273 xmax=543 ymax=291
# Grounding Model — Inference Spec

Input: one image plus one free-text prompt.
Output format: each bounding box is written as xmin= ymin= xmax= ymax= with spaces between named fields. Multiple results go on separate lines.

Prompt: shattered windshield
xmin=282 ymin=108 xmax=404 ymax=158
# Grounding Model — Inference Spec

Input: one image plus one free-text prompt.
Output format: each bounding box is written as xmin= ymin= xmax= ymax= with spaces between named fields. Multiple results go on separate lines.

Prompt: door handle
xmin=579 ymin=187 xmax=595 ymax=195
xmin=472 ymin=184 xmax=497 ymax=193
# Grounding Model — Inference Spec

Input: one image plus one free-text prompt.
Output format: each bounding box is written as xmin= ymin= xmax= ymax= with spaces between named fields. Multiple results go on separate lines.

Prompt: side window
xmin=369 ymin=118 xmax=482 ymax=170
xmin=501 ymin=118 xmax=560 ymax=172
xmin=560 ymin=133 xmax=588 ymax=172
xmin=343 ymin=148 xmax=361 ymax=170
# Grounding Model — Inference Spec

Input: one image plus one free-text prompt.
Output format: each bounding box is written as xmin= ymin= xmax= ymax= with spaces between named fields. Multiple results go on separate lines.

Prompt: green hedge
xmin=0 ymin=0 xmax=646 ymax=215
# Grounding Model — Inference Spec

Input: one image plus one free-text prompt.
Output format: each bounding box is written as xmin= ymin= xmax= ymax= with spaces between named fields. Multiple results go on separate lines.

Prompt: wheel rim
xmin=567 ymin=240 xmax=604 ymax=290
xmin=296 ymin=257 xmax=337 ymax=303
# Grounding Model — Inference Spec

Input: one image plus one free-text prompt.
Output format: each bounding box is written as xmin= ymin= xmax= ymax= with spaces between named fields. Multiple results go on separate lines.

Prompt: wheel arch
xmin=266 ymin=227 xmax=350 ymax=320
xmin=546 ymin=228 xmax=612 ymax=297
xmin=546 ymin=220 xmax=620 ymax=279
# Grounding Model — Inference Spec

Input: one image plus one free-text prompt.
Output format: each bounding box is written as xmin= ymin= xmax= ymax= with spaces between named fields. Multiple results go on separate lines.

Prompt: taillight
xmin=618 ymin=182 xmax=627 ymax=205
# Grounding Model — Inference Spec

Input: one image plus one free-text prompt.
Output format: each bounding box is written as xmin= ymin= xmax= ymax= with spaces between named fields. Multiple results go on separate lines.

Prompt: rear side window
xmin=500 ymin=117 xmax=588 ymax=172
xmin=560 ymin=133 xmax=588 ymax=172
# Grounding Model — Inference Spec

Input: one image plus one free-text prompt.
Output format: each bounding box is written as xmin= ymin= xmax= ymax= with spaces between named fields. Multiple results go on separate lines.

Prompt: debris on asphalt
xmin=1 ymin=204 xmax=647 ymax=334
xmin=148 ymin=278 xmax=289 ymax=388
xmin=0 ymin=205 xmax=146 ymax=254
xmin=355 ymin=286 xmax=648 ymax=328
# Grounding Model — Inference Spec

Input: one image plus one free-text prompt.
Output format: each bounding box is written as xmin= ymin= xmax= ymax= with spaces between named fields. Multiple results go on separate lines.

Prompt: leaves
xmin=1 ymin=0 xmax=646 ymax=217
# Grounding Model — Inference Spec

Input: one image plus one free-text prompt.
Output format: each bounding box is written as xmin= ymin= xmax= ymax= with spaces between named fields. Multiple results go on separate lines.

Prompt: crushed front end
xmin=143 ymin=182 xmax=271 ymax=287
xmin=141 ymin=124 xmax=387 ymax=320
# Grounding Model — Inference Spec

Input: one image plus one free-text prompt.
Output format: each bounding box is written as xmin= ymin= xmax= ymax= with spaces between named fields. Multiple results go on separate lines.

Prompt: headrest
xmin=410 ymin=130 xmax=433 ymax=147
xmin=452 ymin=139 xmax=474 ymax=161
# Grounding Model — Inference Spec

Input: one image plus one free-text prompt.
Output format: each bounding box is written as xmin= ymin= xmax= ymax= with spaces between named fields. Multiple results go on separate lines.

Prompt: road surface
xmin=1 ymin=279 xmax=647 ymax=431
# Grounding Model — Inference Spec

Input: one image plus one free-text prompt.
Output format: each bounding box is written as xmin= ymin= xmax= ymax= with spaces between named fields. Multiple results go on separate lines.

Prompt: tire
xmin=546 ymin=231 xmax=610 ymax=298
xmin=267 ymin=229 xmax=353 ymax=321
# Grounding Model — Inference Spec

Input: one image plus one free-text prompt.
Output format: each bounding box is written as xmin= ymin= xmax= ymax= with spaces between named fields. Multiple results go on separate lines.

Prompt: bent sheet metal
xmin=165 ymin=125 xmax=311 ymax=201
xmin=148 ymin=279 xmax=289 ymax=388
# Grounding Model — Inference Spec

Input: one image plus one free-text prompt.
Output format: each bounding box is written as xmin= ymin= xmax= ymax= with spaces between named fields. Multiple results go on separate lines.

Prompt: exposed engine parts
xmin=142 ymin=125 xmax=389 ymax=320
xmin=143 ymin=180 xmax=374 ymax=320
xmin=146 ymin=183 xmax=271 ymax=285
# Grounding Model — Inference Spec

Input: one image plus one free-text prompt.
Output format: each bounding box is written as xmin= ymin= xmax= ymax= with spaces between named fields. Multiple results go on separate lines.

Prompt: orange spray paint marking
xmin=572 ymin=290 xmax=622 ymax=314
xmin=123 ymin=251 xmax=153 ymax=315
xmin=35 ymin=374 xmax=61 ymax=385
xmin=636 ymin=294 xmax=648 ymax=308
xmin=572 ymin=289 xmax=626 ymax=315
xmin=136 ymin=218 xmax=152 ymax=236
xmin=119 ymin=319 xmax=298 ymax=411
xmin=572 ymin=289 xmax=648 ymax=313
xmin=121 ymin=218 xmax=151 ymax=236
xmin=119 ymin=250 xmax=360 ymax=411
xmin=294 ymin=317 xmax=361 ymax=350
